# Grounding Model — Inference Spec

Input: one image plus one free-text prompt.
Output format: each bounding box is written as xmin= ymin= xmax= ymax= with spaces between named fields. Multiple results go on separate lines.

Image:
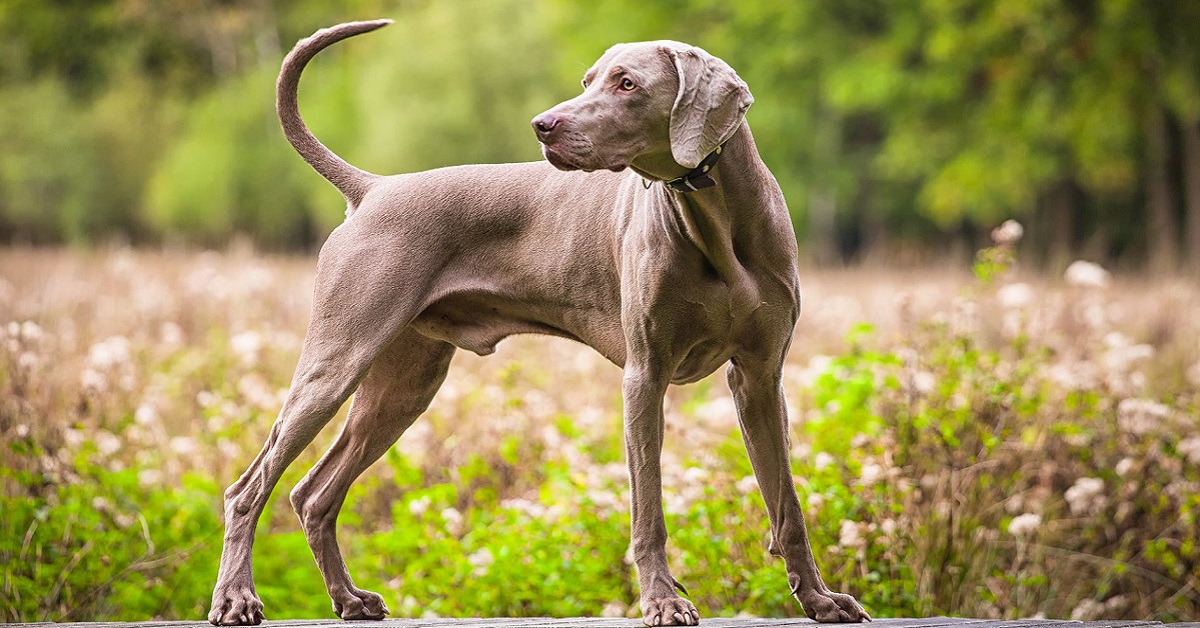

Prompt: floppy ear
xmin=667 ymin=46 xmax=754 ymax=169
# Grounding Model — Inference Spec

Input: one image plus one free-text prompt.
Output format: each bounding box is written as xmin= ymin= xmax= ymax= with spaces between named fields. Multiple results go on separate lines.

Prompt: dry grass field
xmin=1 ymin=244 xmax=1198 ymax=622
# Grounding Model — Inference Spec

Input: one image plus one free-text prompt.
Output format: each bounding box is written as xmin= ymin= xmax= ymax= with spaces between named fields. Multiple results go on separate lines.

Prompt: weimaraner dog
xmin=208 ymin=19 xmax=869 ymax=626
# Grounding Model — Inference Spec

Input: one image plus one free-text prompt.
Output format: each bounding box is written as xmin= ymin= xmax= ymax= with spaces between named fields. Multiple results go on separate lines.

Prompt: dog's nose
xmin=531 ymin=113 xmax=561 ymax=141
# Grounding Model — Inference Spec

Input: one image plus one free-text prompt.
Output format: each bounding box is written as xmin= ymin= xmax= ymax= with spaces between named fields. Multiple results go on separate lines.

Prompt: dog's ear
xmin=666 ymin=46 xmax=754 ymax=169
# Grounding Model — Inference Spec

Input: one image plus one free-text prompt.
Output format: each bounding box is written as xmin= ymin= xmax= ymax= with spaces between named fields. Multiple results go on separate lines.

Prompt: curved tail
xmin=276 ymin=20 xmax=391 ymax=209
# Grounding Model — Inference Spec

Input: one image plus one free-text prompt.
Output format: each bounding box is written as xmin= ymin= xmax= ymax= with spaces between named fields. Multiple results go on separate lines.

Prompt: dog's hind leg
xmin=289 ymin=329 xmax=455 ymax=620
xmin=209 ymin=231 xmax=435 ymax=626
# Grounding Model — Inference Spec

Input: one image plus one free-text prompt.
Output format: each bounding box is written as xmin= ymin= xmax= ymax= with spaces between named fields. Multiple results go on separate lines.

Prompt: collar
xmin=663 ymin=143 xmax=726 ymax=193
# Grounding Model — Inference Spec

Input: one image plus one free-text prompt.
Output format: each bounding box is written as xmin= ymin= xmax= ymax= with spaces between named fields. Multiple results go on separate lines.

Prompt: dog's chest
xmin=640 ymin=271 xmax=768 ymax=385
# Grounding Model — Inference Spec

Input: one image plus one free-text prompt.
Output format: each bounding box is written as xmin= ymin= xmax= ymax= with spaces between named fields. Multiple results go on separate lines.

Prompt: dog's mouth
xmin=542 ymin=146 xmax=627 ymax=173
xmin=542 ymin=146 xmax=580 ymax=171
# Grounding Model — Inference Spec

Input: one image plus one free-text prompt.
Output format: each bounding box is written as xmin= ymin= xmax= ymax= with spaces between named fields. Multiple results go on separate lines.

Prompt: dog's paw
xmin=208 ymin=586 xmax=264 ymax=626
xmin=642 ymin=595 xmax=700 ymax=626
xmin=332 ymin=587 xmax=389 ymax=620
xmin=794 ymin=587 xmax=870 ymax=623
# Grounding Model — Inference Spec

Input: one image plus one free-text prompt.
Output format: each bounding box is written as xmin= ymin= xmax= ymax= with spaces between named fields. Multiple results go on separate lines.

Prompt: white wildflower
xmin=169 ymin=436 xmax=198 ymax=456
xmin=1177 ymin=437 xmax=1200 ymax=465
xmin=15 ymin=424 xmax=29 ymax=438
xmin=138 ymin=468 xmax=162 ymax=487
xmin=692 ymin=396 xmax=736 ymax=425
xmin=238 ymin=373 xmax=281 ymax=410
xmin=88 ymin=336 xmax=131 ymax=369
xmin=996 ymin=282 xmax=1034 ymax=309
xmin=467 ymin=548 xmax=494 ymax=575
xmin=991 ymin=220 xmax=1024 ymax=245
xmin=1115 ymin=458 xmax=1135 ymax=477
xmin=1102 ymin=333 xmax=1154 ymax=377
xmin=80 ymin=367 xmax=108 ymax=393
xmin=813 ymin=451 xmax=835 ymax=471
xmin=912 ymin=371 xmax=937 ymax=395
xmin=230 ymin=331 xmax=263 ymax=367
xmin=1116 ymin=398 xmax=1172 ymax=435
xmin=408 ymin=496 xmax=431 ymax=516
xmin=950 ymin=296 xmax=978 ymax=336
xmin=17 ymin=351 xmax=38 ymax=371
xmin=807 ymin=493 xmax=824 ymax=509
xmin=196 ymin=390 xmax=219 ymax=408
xmin=736 ymin=475 xmax=759 ymax=495
xmin=20 ymin=321 xmax=44 ymax=342
xmin=160 ymin=322 xmax=185 ymax=347
xmin=217 ymin=439 xmax=240 ymax=460
xmin=94 ymin=431 xmax=122 ymax=456
xmin=859 ymin=462 xmax=883 ymax=485
xmin=683 ymin=467 xmax=708 ymax=483
xmin=879 ymin=518 xmax=898 ymax=537
xmin=1006 ymin=513 xmax=1041 ymax=536
xmin=1046 ymin=360 xmax=1099 ymax=391
xmin=601 ymin=602 xmax=627 ymax=618
xmin=1064 ymin=477 xmax=1107 ymax=516
xmin=838 ymin=519 xmax=866 ymax=549
xmin=62 ymin=427 xmax=86 ymax=449
xmin=1064 ymin=260 xmax=1110 ymax=289
xmin=441 ymin=507 xmax=464 ymax=534
xmin=795 ymin=354 xmax=834 ymax=388
xmin=664 ymin=493 xmax=690 ymax=516
xmin=1070 ymin=599 xmax=1106 ymax=621
xmin=135 ymin=404 xmax=159 ymax=426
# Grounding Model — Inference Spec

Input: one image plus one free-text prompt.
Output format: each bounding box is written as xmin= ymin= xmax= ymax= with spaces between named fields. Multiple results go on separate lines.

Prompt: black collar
xmin=664 ymin=143 xmax=726 ymax=193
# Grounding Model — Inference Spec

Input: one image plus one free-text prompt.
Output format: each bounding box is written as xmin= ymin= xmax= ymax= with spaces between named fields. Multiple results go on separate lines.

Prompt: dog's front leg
xmin=727 ymin=356 xmax=870 ymax=623
xmin=623 ymin=365 xmax=700 ymax=626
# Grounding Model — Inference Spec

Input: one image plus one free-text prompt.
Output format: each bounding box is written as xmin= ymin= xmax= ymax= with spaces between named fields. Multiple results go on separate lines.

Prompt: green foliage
xmin=2 ymin=0 xmax=1200 ymax=263
xmin=0 ymin=78 xmax=102 ymax=243
xmin=0 ymin=436 xmax=222 ymax=621
xmin=4 ymin=243 xmax=1199 ymax=621
xmin=145 ymin=67 xmax=321 ymax=248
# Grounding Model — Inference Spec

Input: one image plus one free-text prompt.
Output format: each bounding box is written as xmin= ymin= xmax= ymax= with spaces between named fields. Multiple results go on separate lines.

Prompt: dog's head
xmin=531 ymin=41 xmax=753 ymax=176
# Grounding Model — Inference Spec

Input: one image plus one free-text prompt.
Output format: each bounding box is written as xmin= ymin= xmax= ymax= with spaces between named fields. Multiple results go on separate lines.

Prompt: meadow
xmin=1 ymin=238 xmax=1198 ymax=622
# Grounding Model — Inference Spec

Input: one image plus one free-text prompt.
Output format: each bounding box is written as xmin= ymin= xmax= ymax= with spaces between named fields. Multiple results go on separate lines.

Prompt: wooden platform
xmin=7 ymin=618 xmax=1199 ymax=628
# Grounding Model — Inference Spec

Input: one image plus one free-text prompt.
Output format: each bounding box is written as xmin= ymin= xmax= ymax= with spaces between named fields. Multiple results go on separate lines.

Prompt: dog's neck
xmin=634 ymin=122 xmax=774 ymax=297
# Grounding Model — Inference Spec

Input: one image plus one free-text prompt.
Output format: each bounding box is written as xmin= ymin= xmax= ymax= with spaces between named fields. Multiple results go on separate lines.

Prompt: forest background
xmin=2 ymin=0 xmax=1200 ymax=270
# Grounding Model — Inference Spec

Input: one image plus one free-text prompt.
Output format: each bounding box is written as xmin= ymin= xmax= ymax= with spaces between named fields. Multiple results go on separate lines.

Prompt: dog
xmin=207 ymin=19 xmax=869 ymax=626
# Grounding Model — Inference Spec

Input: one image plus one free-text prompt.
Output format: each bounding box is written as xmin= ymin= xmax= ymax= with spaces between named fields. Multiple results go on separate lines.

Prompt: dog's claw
xmin=671 ymin=577 xmax=690 ymax=596
xmin=643 ymin=594 xmax=700 ymax=626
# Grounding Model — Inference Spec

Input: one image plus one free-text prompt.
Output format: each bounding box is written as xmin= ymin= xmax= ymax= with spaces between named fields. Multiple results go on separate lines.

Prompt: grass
xmin=1 ymin=240 xmax=1198 ymax=622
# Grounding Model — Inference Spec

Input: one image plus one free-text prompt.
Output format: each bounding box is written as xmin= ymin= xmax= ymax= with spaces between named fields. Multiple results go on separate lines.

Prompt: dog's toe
xmin=208 ymin=587 xmax=264 ymax=626
xmin=333 ymin=587 xmax=389 ymax=620
xmin=642 ymin=596 xmax=700 ymax=626
xmin=795 ymin=588 xmax=868 ymax=623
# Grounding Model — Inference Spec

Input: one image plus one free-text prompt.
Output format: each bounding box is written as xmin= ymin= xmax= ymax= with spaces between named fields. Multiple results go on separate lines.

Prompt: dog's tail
xmin=277 ymin=20 xmax=391 ymax=210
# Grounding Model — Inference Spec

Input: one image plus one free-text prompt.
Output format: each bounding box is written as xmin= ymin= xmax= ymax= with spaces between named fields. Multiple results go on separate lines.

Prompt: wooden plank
xmin=0 ymin=619 xmax=1188 ymax=628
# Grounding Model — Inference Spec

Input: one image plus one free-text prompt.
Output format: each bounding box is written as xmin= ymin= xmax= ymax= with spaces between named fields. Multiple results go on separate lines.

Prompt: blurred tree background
xmin=1 ymin=0 xmax=1199 ymax=271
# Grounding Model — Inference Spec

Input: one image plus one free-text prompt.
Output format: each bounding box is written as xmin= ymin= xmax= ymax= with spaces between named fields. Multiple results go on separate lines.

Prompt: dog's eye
xmin=620 ymin=78 xmax=636 ymax=91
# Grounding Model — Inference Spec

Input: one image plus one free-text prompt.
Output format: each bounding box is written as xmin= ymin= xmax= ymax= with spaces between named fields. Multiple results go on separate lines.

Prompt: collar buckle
xmin=663 ymin=143 xmax=725 ymax=193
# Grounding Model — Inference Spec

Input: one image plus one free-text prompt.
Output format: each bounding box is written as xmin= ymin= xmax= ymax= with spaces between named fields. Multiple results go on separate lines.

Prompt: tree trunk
xmin=1181 ymin=120 xmax=1200 ymax=273
xmin=1145 ymin=105 xmax=1179 ymax=274
xmin=1047 ymin=181 xmax=1076 ymax=271
xmin=808 ymin=106 xmax=842 ymax=266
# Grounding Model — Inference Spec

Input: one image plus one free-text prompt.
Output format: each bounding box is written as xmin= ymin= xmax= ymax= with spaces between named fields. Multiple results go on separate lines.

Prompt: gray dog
xmin=207 ymin=20 xmax=869 ymax=626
